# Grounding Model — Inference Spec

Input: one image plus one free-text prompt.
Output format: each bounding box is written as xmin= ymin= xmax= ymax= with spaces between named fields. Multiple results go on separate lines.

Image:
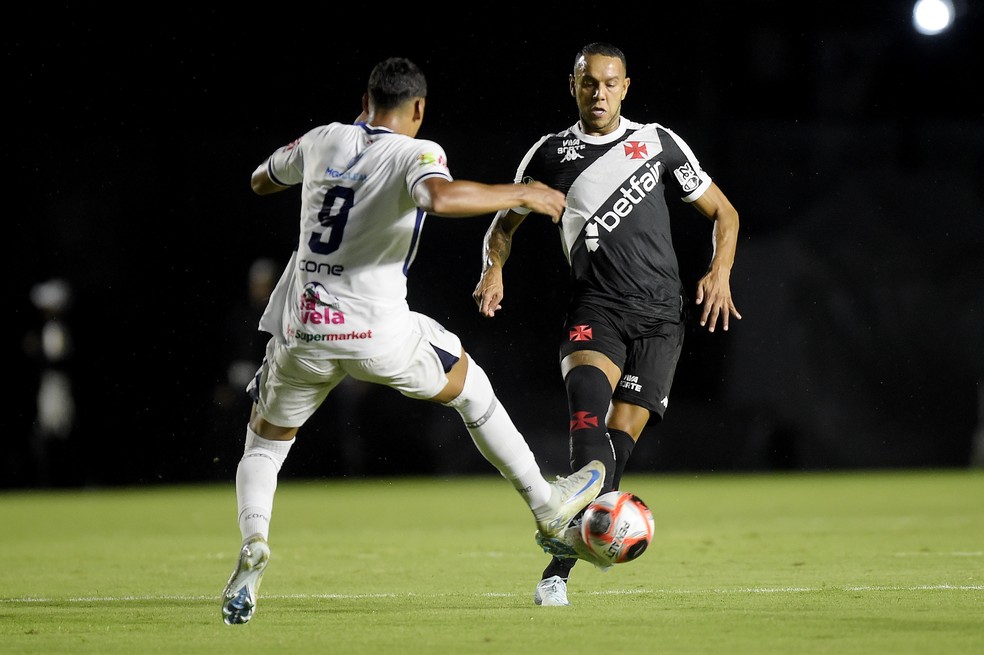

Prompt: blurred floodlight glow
xmin=912 ymin=0 xmax=955 ymax=35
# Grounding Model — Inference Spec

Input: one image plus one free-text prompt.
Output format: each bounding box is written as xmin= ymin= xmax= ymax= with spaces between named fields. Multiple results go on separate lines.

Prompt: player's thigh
xmin=559 ymin=303 xmax=627 ymax=371
xmin=342 ymin=313 xmax=463 ymax=401
xmin=253 ymin=340 xmax=347 ymax=428
xmin=613 ymin=320 xmax=685 ymax=419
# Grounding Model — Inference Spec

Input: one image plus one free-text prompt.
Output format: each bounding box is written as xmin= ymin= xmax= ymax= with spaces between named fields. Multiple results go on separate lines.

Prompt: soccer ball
xmin=579 ymin=491 xmax=655 ymax=565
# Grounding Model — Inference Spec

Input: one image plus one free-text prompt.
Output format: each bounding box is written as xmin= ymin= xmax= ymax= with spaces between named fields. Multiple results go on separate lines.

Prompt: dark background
xmin=7 ymin=2 xmax=984 ymax=488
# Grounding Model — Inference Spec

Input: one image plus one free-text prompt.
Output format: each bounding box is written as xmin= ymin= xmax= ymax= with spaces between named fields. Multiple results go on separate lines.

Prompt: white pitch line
xmin=1 ymin=584 xmax=981 ymax=604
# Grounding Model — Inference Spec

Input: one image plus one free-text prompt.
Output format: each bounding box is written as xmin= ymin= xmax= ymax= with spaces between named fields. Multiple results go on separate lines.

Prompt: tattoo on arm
xmin=485 ymin=228 xmax=511 ymax=270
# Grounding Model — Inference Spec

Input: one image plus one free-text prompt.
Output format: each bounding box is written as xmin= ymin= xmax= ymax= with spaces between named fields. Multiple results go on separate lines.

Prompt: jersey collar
xmin=358 ymin=121 xmax=395 ymax=136
xmin=572 ymin=116 xmax=628 ymax=145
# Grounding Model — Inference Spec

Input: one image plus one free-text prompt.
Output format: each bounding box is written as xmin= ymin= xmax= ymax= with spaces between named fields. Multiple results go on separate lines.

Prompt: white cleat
xmin=534 ymin=575 xmax=570 ymax=606
xmin=221 ymin=535 xmax=270 ymax=625
xmin=533 ymin=460 xmax=605 ymax=538
xmin=535 ymin=518 xmax=613 ymax=572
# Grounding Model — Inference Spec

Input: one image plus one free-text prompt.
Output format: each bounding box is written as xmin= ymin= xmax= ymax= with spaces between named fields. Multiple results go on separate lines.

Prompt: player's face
xmin=571 ymin=54 xmax=629 ymax=136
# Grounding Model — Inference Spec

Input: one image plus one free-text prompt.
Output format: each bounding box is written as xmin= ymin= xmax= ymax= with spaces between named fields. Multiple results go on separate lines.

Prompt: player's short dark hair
xmin=575 ymin=42 xmax=627 ymax=73
xmin=367 ymin=57 xmax=428 ymax=110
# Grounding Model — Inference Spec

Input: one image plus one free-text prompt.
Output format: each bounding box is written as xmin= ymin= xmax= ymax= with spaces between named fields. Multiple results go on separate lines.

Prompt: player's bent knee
xmin=442 ymin=355 xmax=496 ymax=424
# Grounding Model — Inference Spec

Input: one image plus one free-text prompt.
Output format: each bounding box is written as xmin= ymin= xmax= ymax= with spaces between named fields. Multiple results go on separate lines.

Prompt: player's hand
xmin=473 ymin=266 xmax=505 ymax=318
xmin=695 ymin=268 xmax=741 ymax=332
xmin=521 ymin=181 xmax=566 ymax=223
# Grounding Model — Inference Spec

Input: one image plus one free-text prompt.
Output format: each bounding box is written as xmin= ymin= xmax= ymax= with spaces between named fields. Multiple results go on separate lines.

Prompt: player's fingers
xmin=481 ymin=293 xmax=502 ymax=317
xmin=707 ymin=303 xmax=723 ymax=332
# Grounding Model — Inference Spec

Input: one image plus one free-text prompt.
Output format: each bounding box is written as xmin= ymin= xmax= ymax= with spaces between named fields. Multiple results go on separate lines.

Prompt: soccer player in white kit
xmin=220 ymin=57 xmax=605 ymax=625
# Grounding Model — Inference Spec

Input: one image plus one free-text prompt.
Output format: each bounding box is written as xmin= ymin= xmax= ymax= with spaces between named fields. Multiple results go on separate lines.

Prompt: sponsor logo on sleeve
xmin=418 ymin=152 xmax=448 ymax=168
xmin=673 ymin=162 xmax=700 ymax=193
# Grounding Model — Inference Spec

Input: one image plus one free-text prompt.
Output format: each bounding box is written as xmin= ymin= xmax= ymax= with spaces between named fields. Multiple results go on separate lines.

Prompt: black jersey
xmin=513 ymin=117 xmax=712 ymax=320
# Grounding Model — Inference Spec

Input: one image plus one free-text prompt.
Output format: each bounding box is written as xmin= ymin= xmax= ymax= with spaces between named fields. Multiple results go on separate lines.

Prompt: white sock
xmin=236 ymin=426 xmax=295 ymax=543
xmin=445 ymin=356 xmax=551 ymax=509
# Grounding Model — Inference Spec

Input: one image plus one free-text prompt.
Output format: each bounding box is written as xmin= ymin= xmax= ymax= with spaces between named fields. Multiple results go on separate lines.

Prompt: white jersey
xmin=258 ymin=122 xmax=453 ymax=358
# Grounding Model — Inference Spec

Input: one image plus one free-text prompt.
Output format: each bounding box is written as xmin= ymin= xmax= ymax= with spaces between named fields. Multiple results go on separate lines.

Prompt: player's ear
xmin=413 ymin=97 xmax=425 ymax=121
xmin=354 ymin=93 xmax=370 ymax=123
xmin=622 ymin=76 xmax=630 ymax=100
xmin=569 ymin=73 xmax=576 ymax=97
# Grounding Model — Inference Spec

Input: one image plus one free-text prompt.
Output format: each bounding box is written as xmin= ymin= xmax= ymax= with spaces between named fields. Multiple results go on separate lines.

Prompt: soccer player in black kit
xmin=473 ymin=42 xmax=741 ymax=606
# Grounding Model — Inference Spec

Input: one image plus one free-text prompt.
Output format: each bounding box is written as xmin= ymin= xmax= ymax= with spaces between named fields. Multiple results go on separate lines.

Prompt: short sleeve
xmin=406 ymin=140 xmax=452 ymax=198
xmin=266 ymin=140 xmax=304 ymax=187
xmin=661 ymin=127 xmax=712 ymax=203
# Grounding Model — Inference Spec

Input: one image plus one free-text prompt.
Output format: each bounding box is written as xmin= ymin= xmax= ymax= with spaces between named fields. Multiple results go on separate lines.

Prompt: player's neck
xmin=367 ymin=102 xmax=422 ymax=137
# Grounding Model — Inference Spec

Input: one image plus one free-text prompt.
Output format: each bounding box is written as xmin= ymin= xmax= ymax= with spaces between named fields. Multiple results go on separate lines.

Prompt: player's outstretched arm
xmin=415 ymin=178 xmax=565 ymax=221
xmin=473 ymin=209 xmax=526 ymax=318
xmin=692 ymin=182 xmax=742 ymax=332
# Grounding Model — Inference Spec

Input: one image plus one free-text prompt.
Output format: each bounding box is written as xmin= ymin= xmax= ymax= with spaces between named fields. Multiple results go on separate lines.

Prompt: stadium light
xmin=912 ymin=0 xmax=956 ymax=35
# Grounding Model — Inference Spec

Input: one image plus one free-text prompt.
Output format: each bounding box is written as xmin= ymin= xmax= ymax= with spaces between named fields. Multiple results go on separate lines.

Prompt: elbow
xmin=416 ymin=188 xmax=455 ymax=215
xmin=425 ymin=197 xmax=450 ymax=215
xmin=251 ymin=173 xmax=286 ymax=196
xmin=251 ymin=162 xmax=279 ymax=196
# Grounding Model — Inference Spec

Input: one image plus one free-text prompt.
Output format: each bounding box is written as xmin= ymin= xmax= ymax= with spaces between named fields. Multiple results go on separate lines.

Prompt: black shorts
xmin=559 ymin=300 xmax=685 ymax=419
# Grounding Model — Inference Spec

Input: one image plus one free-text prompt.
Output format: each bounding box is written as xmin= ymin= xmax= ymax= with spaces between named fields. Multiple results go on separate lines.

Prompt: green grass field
xmin=2 ymin=469 xmax=982 ymax=654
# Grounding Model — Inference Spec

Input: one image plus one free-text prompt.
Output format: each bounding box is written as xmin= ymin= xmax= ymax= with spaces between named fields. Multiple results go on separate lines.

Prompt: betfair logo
xmin=585 ymin=160 xmax=662 ymax=252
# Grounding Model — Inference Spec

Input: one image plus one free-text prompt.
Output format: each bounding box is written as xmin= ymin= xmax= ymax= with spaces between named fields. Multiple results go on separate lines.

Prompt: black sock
xmin=542 ymin=556 xmax=576 ymax=580
xmin=542 ymin=432 xmax=637 ymax=583
xmin=609 ymin=428 xmax=637 ymax=490
xmin=565 ymin=365 xmax=616 ymax=489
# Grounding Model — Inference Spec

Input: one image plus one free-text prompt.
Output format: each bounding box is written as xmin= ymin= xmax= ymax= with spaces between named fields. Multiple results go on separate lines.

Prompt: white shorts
xmin=249 ymin=312 xmax=463 ymax=428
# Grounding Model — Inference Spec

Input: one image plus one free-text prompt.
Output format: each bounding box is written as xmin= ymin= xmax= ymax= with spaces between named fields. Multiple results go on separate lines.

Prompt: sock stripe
xmin=464 ymin=396 xmax=497 ymax=429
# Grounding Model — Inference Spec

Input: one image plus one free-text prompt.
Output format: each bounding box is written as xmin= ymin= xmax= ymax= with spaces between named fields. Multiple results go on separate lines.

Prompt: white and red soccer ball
xmin=580 ymin=491 xmax=655 ymax=565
